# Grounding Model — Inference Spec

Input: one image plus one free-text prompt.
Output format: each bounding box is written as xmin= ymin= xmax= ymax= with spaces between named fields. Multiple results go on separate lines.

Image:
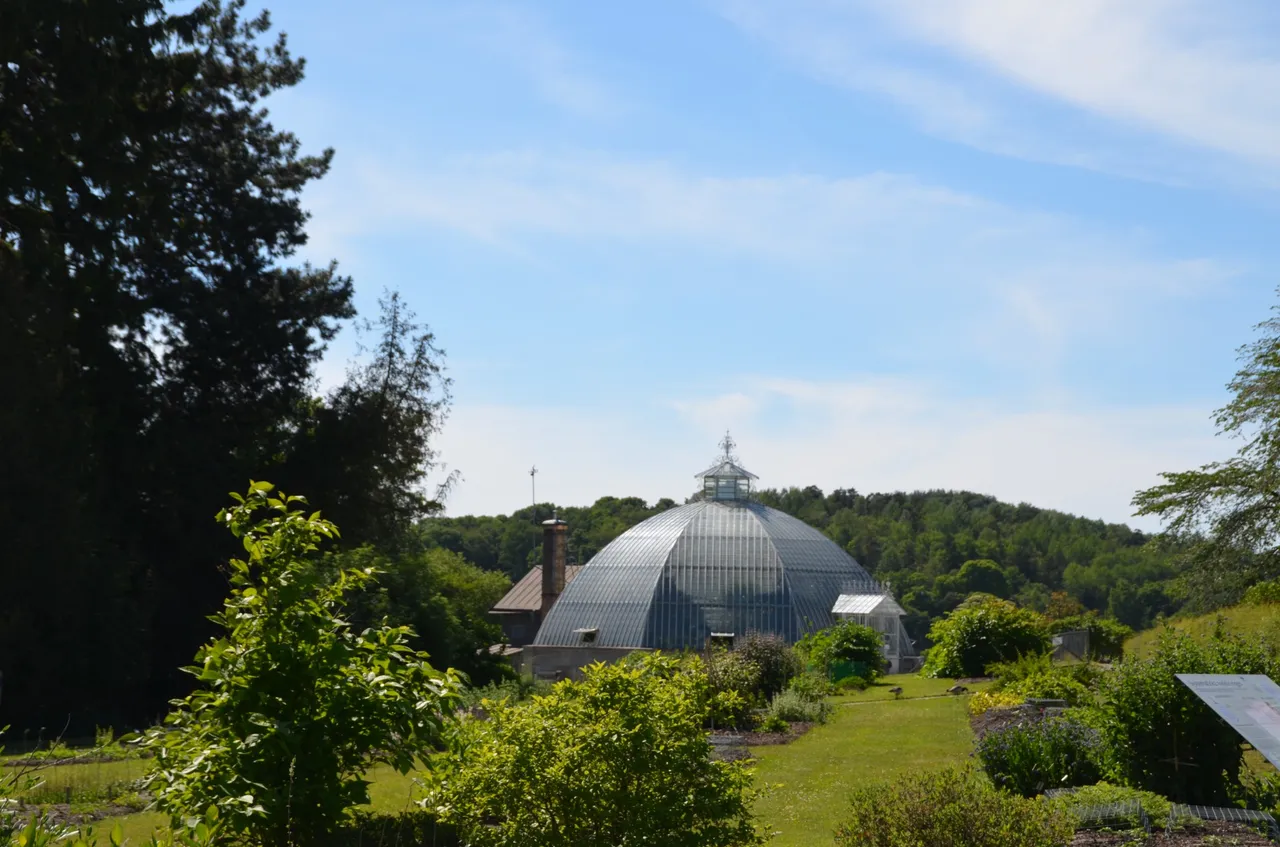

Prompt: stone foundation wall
xmin=519 ymin=645 xmax=650 ymax=680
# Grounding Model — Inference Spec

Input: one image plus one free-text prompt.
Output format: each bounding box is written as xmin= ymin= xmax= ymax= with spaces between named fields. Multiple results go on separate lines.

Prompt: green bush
xmin=1243 ymin=578 xmax=1280 ymax=605
xmin=1008 ymin=673 xmax=1091 ymax=707
xmin=798 ymin=621 xmax=886 ymax=682
xmin=431 ymin=653 xmax=765 ymax=847
xmin=1050 ymin=613 xmax=1132 ymax=660
xmin=757 ymin=714 xmax=789 ymax=734
xmin=923 ymin=595 xmax=1051 ymax=678
xmin=833 ymin=765 xmax=1074 ymax=847
xmin=987 ymin=654 xmax=1102 ymax=704
xmin=975 ymin=717 xmax=1104 ymax=797
xmin=140 ymin=484 xmax=463 ymax=847
xmin=786 ymin=670 xmax=833 ymax=701
xmin=833 ymin=675 xmax=869 ymax=693
xmin=766 ymin=690 xmax=834 ymax=724
xmin=1047 ymin=783 xmax=1171 ymax=832
xmin=733 ymin=633 xmax=802 ymax=699
xmin=1102 ymin=625 xmax=1278 ymax=804
xmin=706 ymin=648 xmax=763 ymax=728
xmin=460 ymin=676 xmax=552 ymax=709
xmin=987 ymin=652 xmax=1054 ymax=686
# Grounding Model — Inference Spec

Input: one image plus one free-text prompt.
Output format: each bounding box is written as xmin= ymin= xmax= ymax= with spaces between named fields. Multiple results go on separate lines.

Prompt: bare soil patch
xmin=710 ymin=722 xmax=815 ymax=762
xmin=1071 ymin=820 xmax=1276 ymax=845
xmin=969 ymin=706 xmax=1038 ymax=738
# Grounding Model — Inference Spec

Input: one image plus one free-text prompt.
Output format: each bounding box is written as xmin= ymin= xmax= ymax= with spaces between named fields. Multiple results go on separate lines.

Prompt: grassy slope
xmin=1125 ymin=602 xmax=1280 ymax=656
xmin=752 ymin=689 xmax=976 ymax=847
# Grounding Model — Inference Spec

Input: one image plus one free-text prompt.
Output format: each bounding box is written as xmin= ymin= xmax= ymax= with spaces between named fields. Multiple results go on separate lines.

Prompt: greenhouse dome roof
xmin=533 ymin=493 xmax=880 ymax=650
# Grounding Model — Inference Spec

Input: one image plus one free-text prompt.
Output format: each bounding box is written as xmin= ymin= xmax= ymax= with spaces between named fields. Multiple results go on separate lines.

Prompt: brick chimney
xmin=540 ymin=516 xmax=568 ymax=618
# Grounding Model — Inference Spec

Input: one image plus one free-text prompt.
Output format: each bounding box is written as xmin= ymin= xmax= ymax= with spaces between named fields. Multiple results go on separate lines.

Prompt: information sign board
xmin=1177 ymin=674 xmax=1280 ymax=769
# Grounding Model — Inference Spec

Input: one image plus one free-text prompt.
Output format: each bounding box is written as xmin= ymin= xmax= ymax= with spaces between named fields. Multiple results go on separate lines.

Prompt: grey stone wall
xmin=519 ymin=645 xmax=650 ymax=680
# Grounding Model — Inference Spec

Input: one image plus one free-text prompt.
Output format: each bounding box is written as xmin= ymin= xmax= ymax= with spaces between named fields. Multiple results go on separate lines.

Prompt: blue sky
xmin=261 ymin=0 xmax=1280 ymax=526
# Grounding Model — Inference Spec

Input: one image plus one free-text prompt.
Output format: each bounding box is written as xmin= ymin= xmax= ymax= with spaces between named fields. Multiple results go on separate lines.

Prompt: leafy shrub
xmin=967 ymin=690 xmax=1024 ymax=716
xmin=705 ymin=649 xmax=762 ymax=728
xmin=1230 ymin=766 xmax=1280 ymax=815
xmin=707 ymin=647 xmax=763 ymax=702
xmin=833 ymin=765 xmax=1074 ymax=847
xmin=923 ymin=595 xmax=1050 ymax=678
xmin=1244 ymin=578 xmax=1280 ymax=605
xmin=1050 ymin=613 xmax=1132 ymax=660
xmin=733 ymin=632 xmax=802 ymax=699
xmin=766 ymin=690 xmax=833 ymax=724
xmin=431 ymin=653 xmax=765 ymax=847
xmin=460 ymin=676 xmax=551 ymax=709
xmin=140 ymin=484 xmax=463 ymax=847
xmin=786 ymin=670 xmax=833 ymax=701
xmin=1048 ymin=782 xmax=1172 ymax=823
xmin=1102 ymin=625 xmax=1278 ymax=804
xmin=833 ymin=675 xmax=869 ymax=693
xmin=990 ymin=653 xmax=1104 ymax=696
xmin=1008 ymin=672 xmax=1091 ymax=707
xmin=975 ymin=716 xmax=1104 ymax=797
xmin=757 ymin=714 xmax=789 ymax=734
xmin=986 ymin=652 xmax=1054 ymax=686
xmin=797 ymin=621 xmax=886 ymax=682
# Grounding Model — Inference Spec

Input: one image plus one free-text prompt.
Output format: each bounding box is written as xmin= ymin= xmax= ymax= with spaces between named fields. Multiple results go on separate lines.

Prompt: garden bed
xmin=709 ymin=723 xmax=815 ymax=762
xmin=710 ymin=722 xmax=814 ymax=747
xmin=1070 ymin=820 xmax=1276 ymax=845
xmin=969 ymin=705 xmax=1036 ymax=738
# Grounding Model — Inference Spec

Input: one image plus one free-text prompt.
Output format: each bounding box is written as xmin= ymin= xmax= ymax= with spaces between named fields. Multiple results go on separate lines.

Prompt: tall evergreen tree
xmin=1 ymin=0 xmax=356 ymax=729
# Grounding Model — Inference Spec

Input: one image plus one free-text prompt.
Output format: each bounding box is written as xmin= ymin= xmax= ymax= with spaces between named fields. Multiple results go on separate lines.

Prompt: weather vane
xmin=718 ymin=430 xmax=738 ymax=463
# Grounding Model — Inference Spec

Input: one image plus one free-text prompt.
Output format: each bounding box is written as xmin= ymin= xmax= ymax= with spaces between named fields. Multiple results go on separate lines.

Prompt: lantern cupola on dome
xmin=696 ymin=431 xmax=758 ymax=501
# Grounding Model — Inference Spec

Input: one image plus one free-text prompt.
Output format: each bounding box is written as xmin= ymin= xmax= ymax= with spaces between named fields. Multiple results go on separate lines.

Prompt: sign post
xmin=1177 ymin=674 xmax=1280 ymax=770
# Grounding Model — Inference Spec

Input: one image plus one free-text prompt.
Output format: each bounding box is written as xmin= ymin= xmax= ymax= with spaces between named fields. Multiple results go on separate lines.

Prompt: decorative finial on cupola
xmin=719 ymin=430 xmax=738 ymax=463
xmin=695 ymin=431 xmax=758 ymax=501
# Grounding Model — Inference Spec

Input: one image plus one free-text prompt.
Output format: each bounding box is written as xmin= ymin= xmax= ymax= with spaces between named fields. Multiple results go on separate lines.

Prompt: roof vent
xmin=574 ymin=627 xmax=599 ymax=644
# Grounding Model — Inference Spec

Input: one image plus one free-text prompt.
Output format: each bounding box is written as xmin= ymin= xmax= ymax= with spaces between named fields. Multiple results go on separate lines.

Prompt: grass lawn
xmin=829 ymin=673 xmax=992 ymax=704
xmin=3 ymin=758 xmax=150 ymax=805
xmin=752 ymin=694 xmax=976 ymax=847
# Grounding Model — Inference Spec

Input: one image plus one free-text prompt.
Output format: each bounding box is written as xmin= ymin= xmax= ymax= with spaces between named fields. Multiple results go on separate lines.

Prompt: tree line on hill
xmin=417 ymin=488 xmax=1184 ymax=646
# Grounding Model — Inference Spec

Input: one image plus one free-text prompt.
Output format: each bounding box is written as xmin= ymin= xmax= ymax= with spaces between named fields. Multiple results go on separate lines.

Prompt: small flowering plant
xmin=975 ymin=716 xmax=1104 ymax=797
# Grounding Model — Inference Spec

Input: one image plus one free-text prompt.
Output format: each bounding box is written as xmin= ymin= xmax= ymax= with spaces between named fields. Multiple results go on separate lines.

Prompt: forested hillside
xmin=421 ymin=488 xmax=1182 ymax=642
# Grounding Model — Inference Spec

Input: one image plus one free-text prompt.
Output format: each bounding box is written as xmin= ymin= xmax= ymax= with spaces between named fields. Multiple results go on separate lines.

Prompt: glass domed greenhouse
xmin=532 ymin=438 xmax=909 ymax=655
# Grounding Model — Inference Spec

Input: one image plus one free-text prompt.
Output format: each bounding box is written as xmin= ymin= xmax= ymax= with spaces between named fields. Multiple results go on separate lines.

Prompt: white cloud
xmin=304 ymin=149 xmax=1235 ymax=372
xmin=436 ymin=3 xmax=621 ymax=118
xmin=433 ymin=376 xmax=1227 ymax=530
xmin=717 ymin=0 xmax=1280 ymax=183
xmin=322 ymin=152 xmax=978 ymax=259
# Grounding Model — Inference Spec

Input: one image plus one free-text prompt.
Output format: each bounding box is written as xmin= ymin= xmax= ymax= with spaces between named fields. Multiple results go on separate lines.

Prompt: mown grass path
xmin=751 ymin=693 xmax=976 ymax=847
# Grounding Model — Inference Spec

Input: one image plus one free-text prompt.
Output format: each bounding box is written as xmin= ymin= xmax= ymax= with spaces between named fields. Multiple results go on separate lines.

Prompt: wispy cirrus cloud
xmin=431 ymin=3 xmax=622 ymax=119
xmin=716 ymin=0 xmax=1280 ymax=185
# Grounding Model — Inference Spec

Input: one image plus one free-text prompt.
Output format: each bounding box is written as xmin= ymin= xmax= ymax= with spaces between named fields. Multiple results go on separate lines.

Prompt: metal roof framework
xmin=533 ymin=500 xmax=882 ymax=649
xmin=831 ymin=593 xmax=907 ymax=617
